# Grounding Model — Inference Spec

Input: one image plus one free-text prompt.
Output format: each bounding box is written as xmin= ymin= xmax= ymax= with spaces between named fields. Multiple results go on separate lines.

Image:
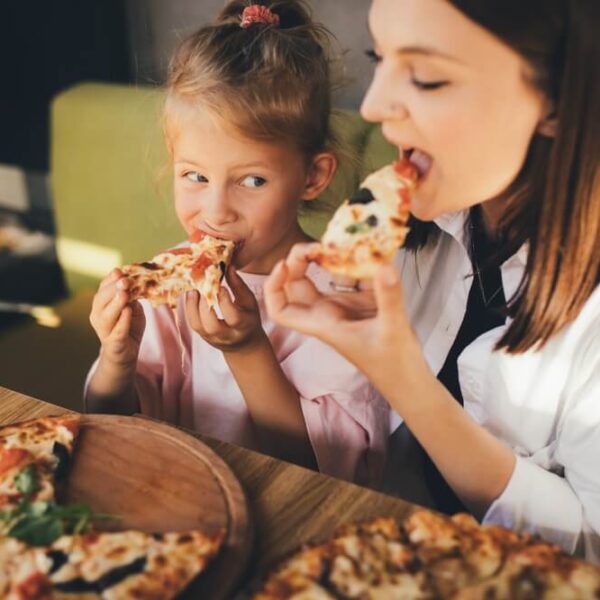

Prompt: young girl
xmin=265 ymin=0 xmax=600 ymax=560
xmin=85 ymin=0 xmax=389 ymax=487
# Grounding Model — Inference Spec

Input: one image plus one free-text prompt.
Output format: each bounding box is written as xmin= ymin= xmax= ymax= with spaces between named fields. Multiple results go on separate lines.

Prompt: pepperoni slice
xmin=168 ymin=247 xmax=193 ymax=256
xmin=189 ymin=230 xmax=207 ymax=243
xmin=16 ymin=572 xmax=53 ymax=600
xmin=0 ymin=447 xmax=32 ymax=475
xmin=191 ymin=254 xmax=214 ymax=281
xmin=393 ymin=159 xmax=418 ymax=184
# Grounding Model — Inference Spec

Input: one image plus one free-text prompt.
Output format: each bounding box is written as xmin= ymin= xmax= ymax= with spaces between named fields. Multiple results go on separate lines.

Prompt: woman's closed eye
xmin=411 ymin=76 xmax=450 ymax=91
xmin=241 ymin=175 xmax=267 ymax=188
xmin=184 ymin=171 xmax=208 ymax=183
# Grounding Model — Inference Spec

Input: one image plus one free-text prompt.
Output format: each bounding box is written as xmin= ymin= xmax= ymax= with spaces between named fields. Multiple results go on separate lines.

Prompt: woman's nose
xmin=360 ymin=66 xmax=409 ymax=124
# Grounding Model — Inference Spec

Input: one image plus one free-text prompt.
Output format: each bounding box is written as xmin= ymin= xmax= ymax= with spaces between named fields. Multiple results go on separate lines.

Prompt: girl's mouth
xmin=403 ymin=148 xmax=434 ymax=181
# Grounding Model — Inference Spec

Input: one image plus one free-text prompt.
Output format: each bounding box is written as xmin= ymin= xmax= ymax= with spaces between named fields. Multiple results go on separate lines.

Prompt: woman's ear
xmin=301 ymin=152 xmax=337 ymax=201
xmin=537 ymin=110 xmax=558 ymax=138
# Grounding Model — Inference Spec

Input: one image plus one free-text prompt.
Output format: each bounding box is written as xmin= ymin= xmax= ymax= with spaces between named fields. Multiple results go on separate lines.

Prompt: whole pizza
xmin=251 ymin=511 xmax=600 ymax=598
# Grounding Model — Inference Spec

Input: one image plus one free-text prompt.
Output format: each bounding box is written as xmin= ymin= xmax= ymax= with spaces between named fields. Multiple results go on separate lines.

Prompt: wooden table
xmin=0 ymin=385 xmax=419 ymax=592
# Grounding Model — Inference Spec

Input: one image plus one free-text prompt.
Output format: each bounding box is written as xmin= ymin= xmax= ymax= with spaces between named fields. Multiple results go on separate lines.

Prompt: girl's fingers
xmin=94 ymin=289 xmax=129 ymax=338
xmin=185 ymin=290 xmax=203 ymax=332
xmin=99 ymin=268 xmax=122 ymax=290
xmin=218 ymin=287 xmax=243 ymax=328
xmin=112 ymin=304 xmax=132 ymax=338
xmin=224 ymin=266 xmax=256 ymax=309
xmin=199 ymin=294 xmax=224 ymax=336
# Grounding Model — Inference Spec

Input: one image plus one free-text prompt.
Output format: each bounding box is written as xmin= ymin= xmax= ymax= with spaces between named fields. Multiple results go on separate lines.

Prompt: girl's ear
xmin=301 ymin=152 xmax=337 ymax=201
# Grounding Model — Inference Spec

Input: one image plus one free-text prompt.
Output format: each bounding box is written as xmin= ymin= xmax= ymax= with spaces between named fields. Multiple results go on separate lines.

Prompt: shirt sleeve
xmin=483 ymin=367 xmax=600 ymax=562
xmin=279 ymin=336 xmax=389 ymax=488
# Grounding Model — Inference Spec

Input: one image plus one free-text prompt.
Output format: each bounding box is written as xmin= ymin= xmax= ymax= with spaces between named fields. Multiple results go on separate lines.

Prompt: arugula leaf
xmin=0 ymin=500 xmax=118 ymax=546
xmin=9 ymin=515 xmax=64 ymax=546
xmin=14 ymin=465 xmax=40 ymax=496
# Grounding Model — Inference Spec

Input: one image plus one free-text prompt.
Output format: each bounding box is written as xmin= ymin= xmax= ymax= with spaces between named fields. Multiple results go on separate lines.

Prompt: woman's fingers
xmin=373 ymin=265 xmax=406 ymax=330
xmin=264 ymin=260 xmax=290 ymax=317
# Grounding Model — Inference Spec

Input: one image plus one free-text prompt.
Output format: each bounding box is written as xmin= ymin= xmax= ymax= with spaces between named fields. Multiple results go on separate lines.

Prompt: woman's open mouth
xmin=403 ymin=148 xmax=434 ymax=181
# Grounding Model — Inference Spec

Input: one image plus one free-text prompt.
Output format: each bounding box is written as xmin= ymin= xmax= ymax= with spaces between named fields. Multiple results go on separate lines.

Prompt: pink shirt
xmin=101 ymin=265 xmax=389 ymax=487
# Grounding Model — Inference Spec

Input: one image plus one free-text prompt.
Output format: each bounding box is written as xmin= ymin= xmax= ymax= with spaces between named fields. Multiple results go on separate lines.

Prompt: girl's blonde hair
xmin=164 ymin=0 xmax=337 ymax=161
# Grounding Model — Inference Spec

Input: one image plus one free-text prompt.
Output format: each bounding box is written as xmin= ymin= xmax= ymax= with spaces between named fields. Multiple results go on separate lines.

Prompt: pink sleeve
xmin=133 ymin=302 xmax=193 ymax=426
xmin=280 ymin=336 xmax=389 ymax=488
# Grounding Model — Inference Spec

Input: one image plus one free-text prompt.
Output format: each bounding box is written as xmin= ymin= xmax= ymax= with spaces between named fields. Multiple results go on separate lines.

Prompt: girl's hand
xmin=89 ymin=269 xmax=146 ymax=368
xmin=264 ymin=243 xmax=424 ymax=391
xmin=185 ymin=266 xmax=266 ymax=353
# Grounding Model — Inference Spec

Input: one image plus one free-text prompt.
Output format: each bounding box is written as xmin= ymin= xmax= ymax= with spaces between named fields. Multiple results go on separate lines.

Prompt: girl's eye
xmin=241 ymin=175 xmax=267 ymax=188
xmin=411 ymin=77 xmax=450 ymax=91
xmin=365 ymin=49 xmax=382 ymax=64
xmin=184 ymin=172 xmax=208 ymax=183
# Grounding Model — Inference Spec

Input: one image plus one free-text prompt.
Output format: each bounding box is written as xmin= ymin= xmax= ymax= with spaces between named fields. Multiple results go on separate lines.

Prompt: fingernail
xmin=116 ymin=279 xmax=126 ymax=290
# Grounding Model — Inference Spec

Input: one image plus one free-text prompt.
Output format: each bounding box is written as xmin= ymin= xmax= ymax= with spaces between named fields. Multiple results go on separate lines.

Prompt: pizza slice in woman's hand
xmin=313 ymin=159 xmax=417 ymax=279
xmin=121 ymin=232 xmax=236 ymax=309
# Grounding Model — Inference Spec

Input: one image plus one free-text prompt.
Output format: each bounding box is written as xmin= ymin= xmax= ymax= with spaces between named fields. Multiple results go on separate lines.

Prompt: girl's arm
xmin=184 ymin=266 xmax=316 ymax=468
xmin=86 ymin=269 xmax=145 ymax=415
xmin=223 ymin=336 xmax=317 ymax=469
xmin=85 ymin=354 xmax=139 ymax=415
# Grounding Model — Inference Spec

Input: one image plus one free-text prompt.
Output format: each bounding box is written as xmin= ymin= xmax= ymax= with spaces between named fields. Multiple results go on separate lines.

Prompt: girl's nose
xmin=201 ymin=188 xmax=237 ymax=226
xmin=360 ymin=65 xmax=409 ymax=124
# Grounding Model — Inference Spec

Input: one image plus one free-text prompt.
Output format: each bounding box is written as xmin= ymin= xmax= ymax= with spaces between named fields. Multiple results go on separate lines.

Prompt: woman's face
xmin=361 ymin=0 xmax=548 ymax=221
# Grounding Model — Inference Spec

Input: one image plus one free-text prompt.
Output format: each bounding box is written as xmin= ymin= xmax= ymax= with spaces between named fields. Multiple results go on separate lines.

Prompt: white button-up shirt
xmin=393 ymin=210 xmax=600 ymax=562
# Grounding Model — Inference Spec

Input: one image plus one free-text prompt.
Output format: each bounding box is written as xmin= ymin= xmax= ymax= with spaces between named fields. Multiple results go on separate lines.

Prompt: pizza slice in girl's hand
xmin=121 ymin=232 xmax=236 ymax=309
xmin=312 ymin=159 xmax=417 ymax=279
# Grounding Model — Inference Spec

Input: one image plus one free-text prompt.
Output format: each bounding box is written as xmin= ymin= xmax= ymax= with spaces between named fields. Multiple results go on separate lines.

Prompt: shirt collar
xmin=433 ymin=209 xmax=528 ymax=269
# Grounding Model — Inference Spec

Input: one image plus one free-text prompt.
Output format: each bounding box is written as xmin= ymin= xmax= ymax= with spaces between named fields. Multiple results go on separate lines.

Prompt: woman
xmin=264 ymin=0 xmax=600 ymax=561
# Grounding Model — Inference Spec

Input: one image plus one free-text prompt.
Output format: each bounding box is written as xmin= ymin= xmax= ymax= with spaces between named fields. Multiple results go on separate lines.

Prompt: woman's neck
xmin=479 ymin=196 xmax=506 ymax=238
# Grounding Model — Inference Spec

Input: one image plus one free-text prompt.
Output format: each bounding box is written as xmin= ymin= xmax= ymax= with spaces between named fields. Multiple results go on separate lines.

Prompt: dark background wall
xmin=0 ymin=1 xmax=131 ymax=172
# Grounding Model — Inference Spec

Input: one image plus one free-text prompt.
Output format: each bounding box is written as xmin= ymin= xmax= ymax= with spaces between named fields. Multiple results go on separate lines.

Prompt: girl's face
xmin=361 ymin=0 xmax=549 ymax=221
xmin=170 ymin=111 xmax=324 ymax=274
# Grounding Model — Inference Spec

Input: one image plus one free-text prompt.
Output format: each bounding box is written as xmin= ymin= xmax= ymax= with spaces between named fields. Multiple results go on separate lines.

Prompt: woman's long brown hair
xmin=406 ymin=0 xmax=600 ymax=353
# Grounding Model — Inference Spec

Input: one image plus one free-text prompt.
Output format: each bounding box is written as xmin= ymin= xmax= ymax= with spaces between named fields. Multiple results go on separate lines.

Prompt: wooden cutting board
xmin=65 ymin=414 xmax=252 ymax=599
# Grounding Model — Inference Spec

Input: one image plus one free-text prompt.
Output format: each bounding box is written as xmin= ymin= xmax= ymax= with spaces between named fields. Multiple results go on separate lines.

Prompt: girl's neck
xmin=240 ymin=221 xmax=312 ymax=276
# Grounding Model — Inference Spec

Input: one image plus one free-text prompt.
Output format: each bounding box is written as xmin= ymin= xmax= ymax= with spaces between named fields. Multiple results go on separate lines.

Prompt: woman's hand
xmin=89 ymin=269 xmax=146 ymax=369
xmin=185 ymin=266 xmax=266 ymax=354
xmin=264 ymin=243 xmax=424 ymax=392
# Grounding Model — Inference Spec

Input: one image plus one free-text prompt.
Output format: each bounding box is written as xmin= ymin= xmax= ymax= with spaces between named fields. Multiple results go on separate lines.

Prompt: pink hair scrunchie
xmin=240 ymin=5 xmax=280 ymax=29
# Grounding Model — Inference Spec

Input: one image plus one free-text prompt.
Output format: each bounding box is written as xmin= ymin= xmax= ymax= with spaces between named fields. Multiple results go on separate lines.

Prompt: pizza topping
xmin=53 ymin=556 xmax=147 ymax=594
xmin=191 ymin=254 xmax=214 ymax=281
xmin=51 ymin=442 xmax=70 ymax=481
xmin=139 ymin=261 xmax=160 ymax=270
xmin=0 ymin=448 xmax=32 ymax=476
xmin=15 ymin=571 xmax=52 ymax=600
xmin=348 ymin=187 xmax=375 ymax=205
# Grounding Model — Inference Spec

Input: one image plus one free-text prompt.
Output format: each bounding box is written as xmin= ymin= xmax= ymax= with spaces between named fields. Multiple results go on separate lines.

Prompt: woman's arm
xmin=223 ymin=336 xmax=317 ymax=469
xmin=264 ymin=245 xmax=515 ymax=514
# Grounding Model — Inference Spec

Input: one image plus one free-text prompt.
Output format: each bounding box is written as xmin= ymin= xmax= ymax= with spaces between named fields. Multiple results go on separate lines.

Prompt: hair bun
xmin=217 ymin=0 xmax=313 ymax=31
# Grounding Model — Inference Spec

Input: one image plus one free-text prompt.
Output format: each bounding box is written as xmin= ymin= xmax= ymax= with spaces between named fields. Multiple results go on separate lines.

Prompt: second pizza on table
xmin=251 ymin=510 xmax=600 ymax=599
